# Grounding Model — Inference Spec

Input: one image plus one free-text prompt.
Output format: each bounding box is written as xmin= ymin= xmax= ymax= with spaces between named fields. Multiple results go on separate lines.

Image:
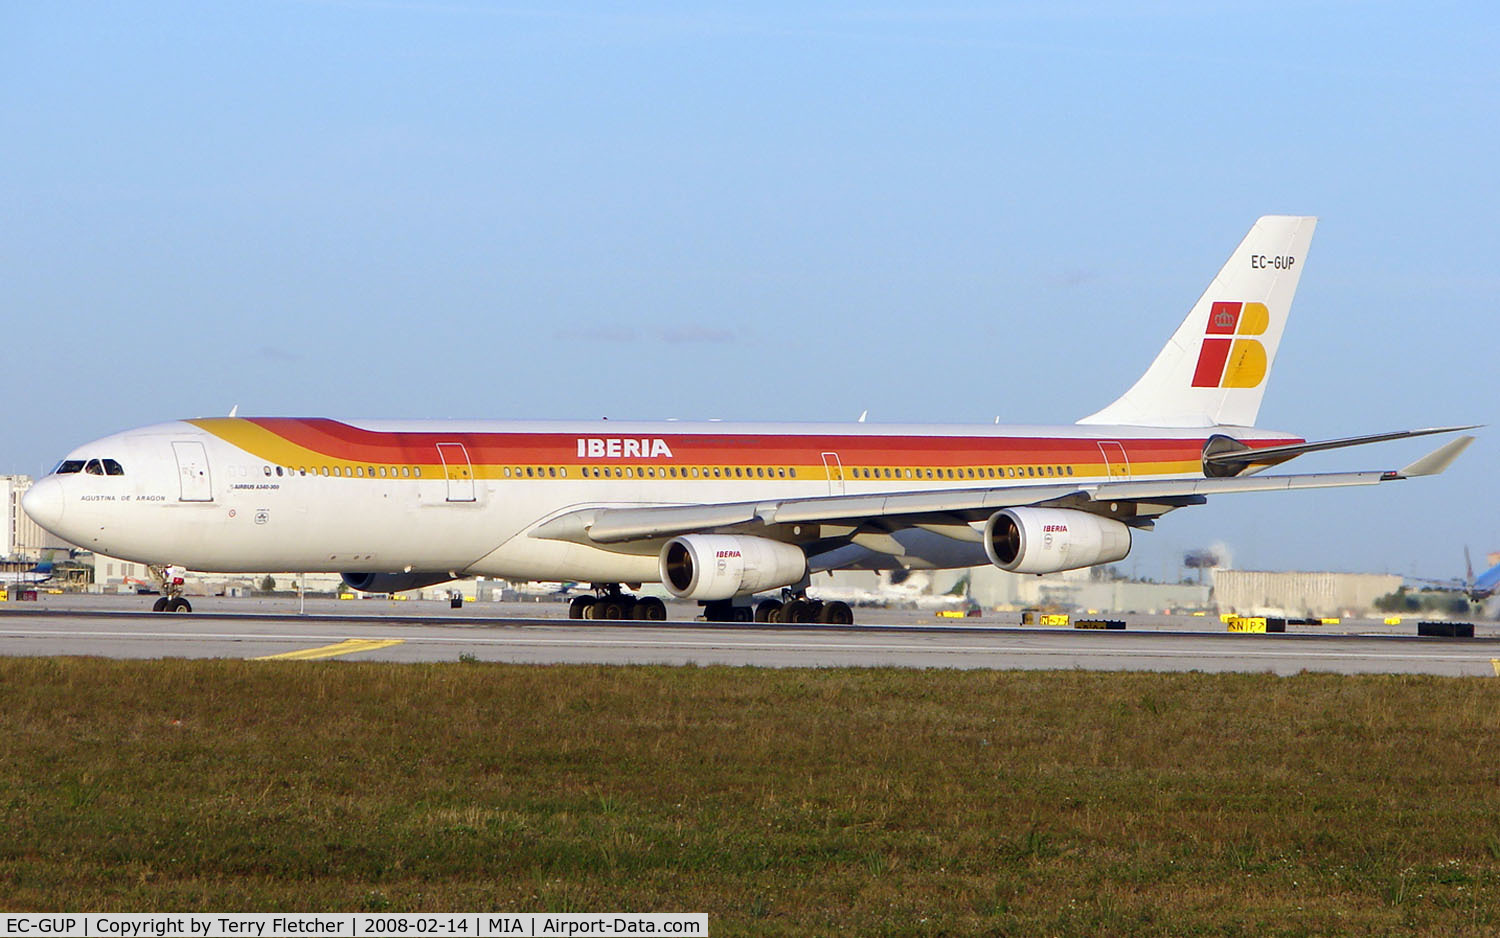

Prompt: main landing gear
xmin=568 ymin=584 xmax=668 ymax=621
xmin=752 ymin=595 xmax=854 ymax=625
xmin=147 ymin=564 xmax=192 ymax=613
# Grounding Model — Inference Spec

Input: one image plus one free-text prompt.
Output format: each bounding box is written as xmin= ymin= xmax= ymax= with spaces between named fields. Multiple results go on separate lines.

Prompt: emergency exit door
xmin=172 ymin=441 xmax=214 ymax=502
xmin=436 ymin=443 xmax=476 ymax=502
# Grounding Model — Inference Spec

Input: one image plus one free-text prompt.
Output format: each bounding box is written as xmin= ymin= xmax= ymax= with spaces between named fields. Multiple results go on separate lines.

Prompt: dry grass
xmin=2 ymin=659 xmax=1499 ymax=935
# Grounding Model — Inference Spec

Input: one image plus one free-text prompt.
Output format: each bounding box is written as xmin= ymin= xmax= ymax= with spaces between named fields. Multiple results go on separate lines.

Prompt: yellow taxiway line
xmin=254 ymin=638 xmax=404 ymax=661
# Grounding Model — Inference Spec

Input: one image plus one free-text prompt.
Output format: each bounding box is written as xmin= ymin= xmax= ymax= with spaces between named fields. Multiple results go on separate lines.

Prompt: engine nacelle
xmin=659 ymin=535 xmax=807 ymax=601
xmin=983 ymin=507 xmax=1131 ymax=575
xmin=341 ymin=571 xmax=457 ymax=594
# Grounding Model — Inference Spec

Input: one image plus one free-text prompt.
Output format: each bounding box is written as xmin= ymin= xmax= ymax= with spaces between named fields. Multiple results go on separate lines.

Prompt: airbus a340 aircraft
xmin=23 ymin=216 xmax=1475 ymax=621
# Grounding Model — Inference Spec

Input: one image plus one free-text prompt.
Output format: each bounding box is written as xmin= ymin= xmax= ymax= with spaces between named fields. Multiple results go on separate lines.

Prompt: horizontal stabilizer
xmin=1204 ymin=425 xmax=1480 ymax=470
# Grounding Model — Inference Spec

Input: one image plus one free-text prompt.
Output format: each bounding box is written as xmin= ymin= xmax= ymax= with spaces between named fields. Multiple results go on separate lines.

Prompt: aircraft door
xmin=172 ymin=441 xmax=214 ymax=502
xmin=1096 ymin=441 xmax=1131 ymax=479
xmin=821 ymin=452 xmax=845 ymax=496
xmin=436 ymin=443 xmax=477 ymax=502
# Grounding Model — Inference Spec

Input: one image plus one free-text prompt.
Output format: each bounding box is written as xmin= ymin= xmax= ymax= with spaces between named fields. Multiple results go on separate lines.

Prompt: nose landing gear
xmin=147 ymin=564 xmax=192 ymax=613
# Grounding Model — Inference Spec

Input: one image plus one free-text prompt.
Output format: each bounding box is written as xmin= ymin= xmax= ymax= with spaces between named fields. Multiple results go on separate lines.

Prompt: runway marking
xmin=253 ymin=639 xmax=404 ymax=661
xmin=0 ymin=628 xmax=1495 ymax=664
xmin=1492 ymin=659 xmax=1500 ymax=677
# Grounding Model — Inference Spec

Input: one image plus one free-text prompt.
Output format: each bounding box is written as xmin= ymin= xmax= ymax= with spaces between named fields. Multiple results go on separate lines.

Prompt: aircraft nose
xmin=21 ymin=476 xmax=65 ymax=534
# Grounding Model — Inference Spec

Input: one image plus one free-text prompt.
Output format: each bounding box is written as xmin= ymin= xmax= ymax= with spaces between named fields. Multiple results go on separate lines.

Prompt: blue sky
xmin=2 ymin=2 xmax=1495 ymax=578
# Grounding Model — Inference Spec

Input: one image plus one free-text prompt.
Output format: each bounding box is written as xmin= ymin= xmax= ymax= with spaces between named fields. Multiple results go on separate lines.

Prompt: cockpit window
xmin=55 ymin=460 xmax=86 ymax=475
xmin=102 ymin=459 xmax=125 ymax=476
xmin=85 ymin=459 xmax=105 ymax=475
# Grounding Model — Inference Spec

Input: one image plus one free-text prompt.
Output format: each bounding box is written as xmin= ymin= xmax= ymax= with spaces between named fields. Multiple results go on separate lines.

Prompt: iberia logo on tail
xmin=1191 ymin=301 xmax=1269 ymax=388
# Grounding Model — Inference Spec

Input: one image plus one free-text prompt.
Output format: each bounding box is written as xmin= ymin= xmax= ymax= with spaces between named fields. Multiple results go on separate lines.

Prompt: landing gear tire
xmin=593 ymin=599 xmax=626 ymax=620
xmin=166 ymin=597 xmax=192 ymax=613
xmin=152 ymin=597 xmax=169 ymax=613
xmin=569 ymin=596 xmax=594 ymax=620
xmin=635 ymin=596 xmax=667 ymax=621
xmin=781 ymin=599 xmax=815 ymax=624
xmin=703 ymin=600 xmax=751 ymax=623
xmin=755 ymin=599 xmax=782 ymax=623
xmin=818 ymin=600 xmax=853 ymax=625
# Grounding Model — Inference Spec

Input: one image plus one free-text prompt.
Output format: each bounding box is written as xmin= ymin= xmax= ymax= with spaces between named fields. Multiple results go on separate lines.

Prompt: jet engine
xmin=341 ymin=571 xmax=457 ymax=594
xmin=659 ymin=534 xmax=808 ymax=601
xmin=982 ymin=507 xmax=1131 ymax=575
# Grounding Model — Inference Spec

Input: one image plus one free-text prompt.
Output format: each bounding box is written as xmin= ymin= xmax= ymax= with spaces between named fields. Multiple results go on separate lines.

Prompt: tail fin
xmin=1077 ymin=215 xmax=1317 ymax=428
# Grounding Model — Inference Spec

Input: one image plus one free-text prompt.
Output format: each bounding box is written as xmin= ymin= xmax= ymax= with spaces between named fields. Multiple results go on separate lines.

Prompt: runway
xmin=2 ymin=600 xmax=1497 ymax=676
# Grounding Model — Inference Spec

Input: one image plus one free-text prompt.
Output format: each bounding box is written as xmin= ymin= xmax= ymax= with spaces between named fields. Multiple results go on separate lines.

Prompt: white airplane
xmin=0 ymin=558 xmax=55 ymax=588
xmin=22 ymin=216 xmax=1475 ymax=620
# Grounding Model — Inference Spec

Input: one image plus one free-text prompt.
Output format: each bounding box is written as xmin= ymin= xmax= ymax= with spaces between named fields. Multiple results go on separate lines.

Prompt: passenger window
xmin=504 ymin=467 xmax=512 ymax=478
xmin=788 ymin=468 xmax=797 ymax=478
xmin=414 ymin=467 xmax=422 ymax=478
xmin=276 ymin=466 xmax=284 ymax=477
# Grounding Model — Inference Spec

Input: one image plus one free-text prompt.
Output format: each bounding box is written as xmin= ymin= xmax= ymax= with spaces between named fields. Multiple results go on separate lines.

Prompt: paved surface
xmin=1 ymin=594 xmax=1497 ymax=675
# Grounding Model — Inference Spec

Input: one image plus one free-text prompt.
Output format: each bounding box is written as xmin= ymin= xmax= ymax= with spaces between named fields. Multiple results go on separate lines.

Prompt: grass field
xmin=2 ymin=658 xmax=1498 ymax=936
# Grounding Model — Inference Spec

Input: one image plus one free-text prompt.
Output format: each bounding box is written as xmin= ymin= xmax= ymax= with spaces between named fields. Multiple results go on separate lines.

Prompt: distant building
xmin=87 ymin=554 xmax=348 ymax=595
xmin=2 ymin=475 xmax=73 ymax=561
xmin=1211 ymin=570 xmax=1402 ymax=618
xmin=935 ymin=565 xmax=1212 ymax=614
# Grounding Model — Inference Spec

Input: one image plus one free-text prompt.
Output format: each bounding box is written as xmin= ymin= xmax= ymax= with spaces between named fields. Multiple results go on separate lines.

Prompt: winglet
xmin=1397 ymin=435 xmax=1474 ymax=478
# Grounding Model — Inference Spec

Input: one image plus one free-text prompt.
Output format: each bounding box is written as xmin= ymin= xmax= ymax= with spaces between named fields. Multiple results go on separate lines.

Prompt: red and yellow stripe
xmin=187 ymin=418 xmax=1299 ymax=483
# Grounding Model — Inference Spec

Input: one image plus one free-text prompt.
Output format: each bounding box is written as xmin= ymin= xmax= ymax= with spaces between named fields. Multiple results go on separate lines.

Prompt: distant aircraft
xmin=0 ymin=558 xmax=55 ymax=587
xmin=1467 ymin=551 xmax=1500 ymax=601
xmin=21 ymin=216 xmax=1477 ymax=621
xmin=1414 ymin=548 xmax=1500 ymax=603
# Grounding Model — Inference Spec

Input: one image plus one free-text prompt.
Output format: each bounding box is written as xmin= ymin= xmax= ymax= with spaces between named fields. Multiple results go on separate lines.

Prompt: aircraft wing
xmin=531 ymin=435 xmax=1474 ymax=548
